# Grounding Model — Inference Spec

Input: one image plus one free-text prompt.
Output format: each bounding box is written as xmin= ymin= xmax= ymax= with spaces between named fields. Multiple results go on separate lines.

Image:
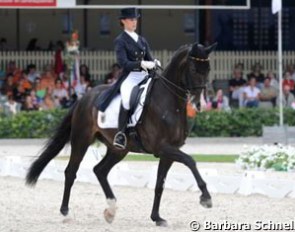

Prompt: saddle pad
xmin=97 ymin=78 xmax=152 ymax=129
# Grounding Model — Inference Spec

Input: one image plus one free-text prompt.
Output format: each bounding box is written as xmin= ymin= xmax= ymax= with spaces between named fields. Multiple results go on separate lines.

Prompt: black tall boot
xmin=113 ymin=106 xmax=130 ymax=149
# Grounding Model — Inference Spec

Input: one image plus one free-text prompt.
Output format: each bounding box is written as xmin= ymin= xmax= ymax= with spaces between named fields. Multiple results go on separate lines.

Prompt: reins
xmin=153 ymin=55 xmax=208 ymax=101
xmin=154 ymin=66 xmax=190 ymax=101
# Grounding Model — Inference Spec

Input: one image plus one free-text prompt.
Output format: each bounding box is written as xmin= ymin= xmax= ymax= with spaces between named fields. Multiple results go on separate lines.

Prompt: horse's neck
xmin=152 ymin=75 xmax=186 ymax=111
xmin=146 ymin=78 xmax=189 ymax=141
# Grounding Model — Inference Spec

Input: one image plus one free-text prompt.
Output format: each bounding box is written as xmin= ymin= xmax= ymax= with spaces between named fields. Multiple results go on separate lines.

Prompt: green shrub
xmin=0 ymin=109 xmax=67 ymax=138
xmin=193 ymin=108 xmax=295 ymax=137
xmin=0 ymin=108 xmax=294 ymax=138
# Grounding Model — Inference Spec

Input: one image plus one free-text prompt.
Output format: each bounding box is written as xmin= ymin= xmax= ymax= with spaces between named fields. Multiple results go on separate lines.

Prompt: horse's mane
xmin=163 ymin=44 xmax=191 ymax=77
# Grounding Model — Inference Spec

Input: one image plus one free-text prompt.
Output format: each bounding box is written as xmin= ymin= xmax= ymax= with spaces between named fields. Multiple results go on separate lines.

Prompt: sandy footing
xmin=1 ymin=176 xmax=294 ymax=232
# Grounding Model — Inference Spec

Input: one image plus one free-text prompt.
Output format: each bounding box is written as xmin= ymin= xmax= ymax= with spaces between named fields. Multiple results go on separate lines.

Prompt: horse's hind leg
xmin=150 ymin=158 xmax=173 ymax=227
xmin=93 ymin=147 xmax=127 ymax=223
xmin=60 ymin=133 xmax=93 ymax=216
xmin=159 ymin=146 xmax=212 ymax=208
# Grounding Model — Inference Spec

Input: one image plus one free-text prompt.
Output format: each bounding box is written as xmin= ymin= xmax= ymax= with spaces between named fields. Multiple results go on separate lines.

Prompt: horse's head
xmin=185 ymin=42 xmax=217 ymax=104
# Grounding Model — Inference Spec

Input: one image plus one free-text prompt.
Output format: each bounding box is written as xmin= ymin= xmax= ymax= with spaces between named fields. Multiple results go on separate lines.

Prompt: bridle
xmin=154 ymin=55 xmax=209 ymax=101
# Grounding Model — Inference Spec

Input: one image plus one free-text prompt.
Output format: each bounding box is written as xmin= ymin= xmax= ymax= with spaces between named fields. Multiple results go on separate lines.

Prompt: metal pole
xmin=16 ymin=9 xmax=20 ymax=50
xmin=278 ymin=9 xmax=283 ymax=126
xmin=194 ymin=0 xmax=200 ymax=42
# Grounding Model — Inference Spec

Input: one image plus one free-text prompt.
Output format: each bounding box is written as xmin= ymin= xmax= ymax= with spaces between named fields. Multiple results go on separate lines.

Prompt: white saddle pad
xmin=97 ymin=78 xmax=152 ymax=129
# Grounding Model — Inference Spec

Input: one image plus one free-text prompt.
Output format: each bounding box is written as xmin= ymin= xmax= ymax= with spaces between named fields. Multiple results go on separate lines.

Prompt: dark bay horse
xmin=26 ymin=42 xmax=217 ymax=227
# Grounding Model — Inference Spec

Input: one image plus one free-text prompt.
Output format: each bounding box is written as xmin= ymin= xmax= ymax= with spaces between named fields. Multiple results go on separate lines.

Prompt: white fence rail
xmin=0 ymin=51 xmax=294 ymax=82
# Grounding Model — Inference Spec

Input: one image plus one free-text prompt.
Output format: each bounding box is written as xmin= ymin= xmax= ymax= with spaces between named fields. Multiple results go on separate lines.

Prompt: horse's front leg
xmin=159 ymin=145 xmax=212 ymax=208
xmin=150 ymin=158 xmax=173 ymax=227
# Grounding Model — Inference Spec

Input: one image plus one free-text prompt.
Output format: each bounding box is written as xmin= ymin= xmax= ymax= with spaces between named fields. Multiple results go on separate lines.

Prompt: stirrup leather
xmin=113 ymin=131 xmax=127 ymax=149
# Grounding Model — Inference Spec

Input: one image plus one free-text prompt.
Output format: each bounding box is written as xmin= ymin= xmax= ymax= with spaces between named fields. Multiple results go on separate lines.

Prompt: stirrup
xmin=113 ymin=131 xmax=127 ymax=150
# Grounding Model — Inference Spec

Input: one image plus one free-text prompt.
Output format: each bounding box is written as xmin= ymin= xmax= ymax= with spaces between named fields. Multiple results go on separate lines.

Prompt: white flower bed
xmin=236 ymin=144 xmax=295 ymax=172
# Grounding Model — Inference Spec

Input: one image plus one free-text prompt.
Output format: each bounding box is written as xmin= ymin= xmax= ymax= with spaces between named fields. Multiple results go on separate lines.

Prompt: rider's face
xmin=121 ymin=18 xmax=137 ymax=32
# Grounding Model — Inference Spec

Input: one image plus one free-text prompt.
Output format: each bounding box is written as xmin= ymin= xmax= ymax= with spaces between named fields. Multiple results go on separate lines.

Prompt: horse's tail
xmin=26 ymin=103 xmax=77 ymax=186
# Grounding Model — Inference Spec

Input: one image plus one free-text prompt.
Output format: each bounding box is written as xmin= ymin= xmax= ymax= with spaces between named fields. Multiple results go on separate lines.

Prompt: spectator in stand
xmin=104 ymin=63 xmax=122 ymax=84
xmin=282 ymin=71 xmax=295 ymax=95
xmin=40 ymin=64 xmax=56 ymax=90
xmin=277 ymin=85 xmax=295 ymax=109
xmin=74 ymin=75 xmax=90 ymax=99
xmin=34 ymin=77 xmax=46 ymax=104
xmin=6 ymin=61 xmax=21 ymax=85
xmin=3 ymin=95 xmax=20 ymax=116
xmin=208 ymin=89 xmax=231 ymax=111
xmin=265 ymin=71 xmax=279 ymax=92
xmin=23 ymin=94 xmax=38 ymax=111
xmin=259 ymin=77 xmax=277 ymax=108
xmin=285 ymin=64 xmax=295 ymax=81
xmin=3 ymin=73 xmax=15 ymax=96
xmin=52 ymin=78 xmax=69 ymax=108
xmin=30 ymin=90 xmax=39 ymax=109
xmin=13 ymin=82 xmax=26 ymax=106
xmin=20 ymin=71 xmax=32 ymax=92
xmin=27 ymin=64 xmax=40 ymax=83
xmin=80 ymin=64 xmax=91 ymax=83
xmin=40 ymin=87 xmax=56 ymax=110
xmin=247 ymin=63 xmax=265 ymax=88
xmin=243 ymin=77 xmax=261 ymax=108
xmin=228 ymin=67 xmax=246 ymax=108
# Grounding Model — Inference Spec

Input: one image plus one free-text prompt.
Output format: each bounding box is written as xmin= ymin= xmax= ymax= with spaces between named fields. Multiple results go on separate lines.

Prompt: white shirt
xmin=4 ymin=101 xmax=18 ymax=115
xmin=124 ymin=30 xmax=139 ymax=42
xmin=243 ymin=86 xmax=260 ymax=99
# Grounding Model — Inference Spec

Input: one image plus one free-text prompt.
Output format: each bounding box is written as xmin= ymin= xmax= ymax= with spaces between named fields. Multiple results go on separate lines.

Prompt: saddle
xmin=97 ymin=77 xmax=154 ymax=129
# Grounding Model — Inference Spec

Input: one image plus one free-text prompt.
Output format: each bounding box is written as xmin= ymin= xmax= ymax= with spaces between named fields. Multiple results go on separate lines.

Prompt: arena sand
xmin=0 ymin=176 xmax=294 ymax=232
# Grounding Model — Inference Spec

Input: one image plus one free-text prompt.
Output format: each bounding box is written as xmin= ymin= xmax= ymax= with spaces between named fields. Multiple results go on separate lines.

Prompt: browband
xmin=189 ymin=56 xmax=210 ymax=62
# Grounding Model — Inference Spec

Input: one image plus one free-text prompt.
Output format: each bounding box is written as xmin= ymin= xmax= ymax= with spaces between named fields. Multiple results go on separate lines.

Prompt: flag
xmin=272 ymin=0 xmax=282 ymax=14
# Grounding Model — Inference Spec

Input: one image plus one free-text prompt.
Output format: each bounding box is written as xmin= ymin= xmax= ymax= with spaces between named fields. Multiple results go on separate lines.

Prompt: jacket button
xmin=135 ymin=52 xmax=138 ymax=55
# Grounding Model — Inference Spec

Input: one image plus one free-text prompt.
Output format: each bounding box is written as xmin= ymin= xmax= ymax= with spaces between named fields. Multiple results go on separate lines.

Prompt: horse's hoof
xmin=104 ymin=208 xmax=115 ymax=224
xmin=200 ymin=198 xmax=212 ymax=208
xmin=156 ymin=220 xmax=168 ymax=227
xmin=60 ymin=207 xmax=69 ymax=216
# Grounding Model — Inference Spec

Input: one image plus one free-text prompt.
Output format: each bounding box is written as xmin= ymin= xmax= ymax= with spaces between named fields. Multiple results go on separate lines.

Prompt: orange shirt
xmin=12 ymin=69 xmax=22 ymax=85
xmin=40 ymin=72 xmax=56 ymax=90
xmin=22 ymin=80 xmax=32 ymax=90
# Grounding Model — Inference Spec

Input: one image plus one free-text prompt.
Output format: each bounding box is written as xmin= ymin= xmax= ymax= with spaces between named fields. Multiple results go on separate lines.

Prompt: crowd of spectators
xmin=1 ymin=55 xmax=294 ymax=118
xmin=205 ymin=62 xmax=295 ymax=112
xmin=0 ymin=61 xmax=93 ymax=116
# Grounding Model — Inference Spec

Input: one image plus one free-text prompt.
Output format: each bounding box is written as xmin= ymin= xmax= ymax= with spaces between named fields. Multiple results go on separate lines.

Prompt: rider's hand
xmin=141 ymin=61 xmax=156 ymax=71
xmin=154 ymin=59 xmax=161 ymax=67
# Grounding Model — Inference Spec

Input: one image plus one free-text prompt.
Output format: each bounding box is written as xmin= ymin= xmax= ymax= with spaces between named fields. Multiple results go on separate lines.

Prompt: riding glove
xmin=141 ymin=61 xmax=156 ymax=71
xmin=154 ymin=59 xmax=161 ymax=67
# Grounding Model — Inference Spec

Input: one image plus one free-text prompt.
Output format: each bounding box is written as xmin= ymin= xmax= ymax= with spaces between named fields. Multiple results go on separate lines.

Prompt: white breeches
xmin=120 ymin=71 xmax=148 ymax=110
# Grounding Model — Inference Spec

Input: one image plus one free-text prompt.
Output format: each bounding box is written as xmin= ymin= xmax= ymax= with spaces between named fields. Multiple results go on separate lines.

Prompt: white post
xmin=278 ymin=9 xmax=283 ymax=126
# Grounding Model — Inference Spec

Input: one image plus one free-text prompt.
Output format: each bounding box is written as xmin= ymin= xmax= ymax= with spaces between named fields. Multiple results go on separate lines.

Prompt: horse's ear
xmin=205 ymin=42 xmax=218 ymax=55
xmin=189 ymin=42 xmax=199 ymax=56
